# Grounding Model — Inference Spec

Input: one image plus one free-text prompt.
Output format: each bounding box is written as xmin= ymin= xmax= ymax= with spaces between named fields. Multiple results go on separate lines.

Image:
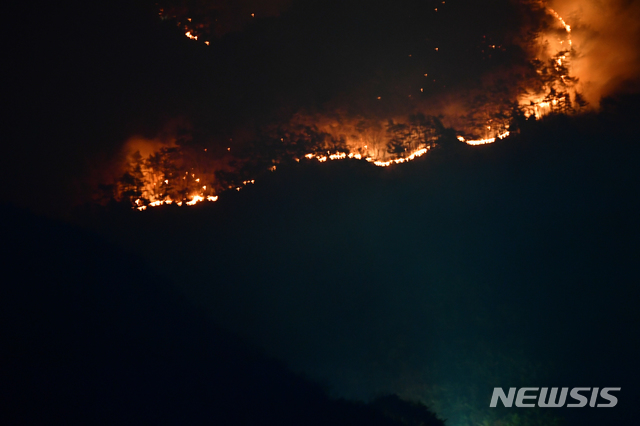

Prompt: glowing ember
xmin=458 ymin=131 xmax=510 ymax=146
xmin=120 ymin=3 xmax=581 ymax=212
xmin=548 ymin=7 xmax=571 ymax=35
xmin=517 ymin=5 xmax=576 ymax=118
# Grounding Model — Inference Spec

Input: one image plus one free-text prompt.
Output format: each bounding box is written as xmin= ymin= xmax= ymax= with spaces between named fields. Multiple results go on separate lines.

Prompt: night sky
xmin=3 ymin=1 xmax=640 ymax=425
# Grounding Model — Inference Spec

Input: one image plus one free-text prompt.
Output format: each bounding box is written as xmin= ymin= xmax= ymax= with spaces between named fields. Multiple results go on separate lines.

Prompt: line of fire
xmin=102 ymin=2 xmax=586 ymax=211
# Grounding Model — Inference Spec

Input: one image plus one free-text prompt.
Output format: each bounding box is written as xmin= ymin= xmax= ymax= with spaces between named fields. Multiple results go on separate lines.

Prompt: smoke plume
xmin=551 ymin=0 xmax=640 ymax=103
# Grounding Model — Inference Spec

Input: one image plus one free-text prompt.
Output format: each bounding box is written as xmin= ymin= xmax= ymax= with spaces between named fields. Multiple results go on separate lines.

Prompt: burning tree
xmin=386 ymin=120 xmax=410 ymax=157
xmin=101 ymin=0 xmax=590 ymax=210
xmin=387 ymin=114 xmax=454 ymax=156
xmin=113 ymin=141 xmax=220 ymax=209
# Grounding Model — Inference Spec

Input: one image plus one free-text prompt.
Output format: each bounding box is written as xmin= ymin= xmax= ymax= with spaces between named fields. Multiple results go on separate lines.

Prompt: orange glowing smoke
xmin=123 ymin=2 xmax=638 ymax=210
xmin=548 ymin=0 xmax=640 ymax=104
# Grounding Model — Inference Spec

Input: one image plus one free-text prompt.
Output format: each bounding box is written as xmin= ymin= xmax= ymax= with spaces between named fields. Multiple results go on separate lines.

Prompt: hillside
xmin=73 ymin=100 xmax=640 ymax=425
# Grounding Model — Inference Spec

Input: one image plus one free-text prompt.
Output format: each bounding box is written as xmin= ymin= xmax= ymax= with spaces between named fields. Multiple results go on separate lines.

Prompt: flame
xmin=174 ymin=2 xmax=578 ymax=124
xmin=301 ymin=146 xmax=432 ymax=168
xmin=186 ymin=195 xmax=204 ymax=206
xmin=516 ymin=4 xmax=576 ymax=118
xmin=125 ymin=3 xmax=585 ymax=211
xmin=548 ymin=7 xmax=571 ymax=35
xmin=458 ymin=131 xmax=510 ymax=146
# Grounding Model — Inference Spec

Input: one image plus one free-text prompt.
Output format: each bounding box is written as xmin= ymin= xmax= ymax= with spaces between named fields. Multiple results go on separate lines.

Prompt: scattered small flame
xmin=128 ymin=2 xmax=578 ymax=211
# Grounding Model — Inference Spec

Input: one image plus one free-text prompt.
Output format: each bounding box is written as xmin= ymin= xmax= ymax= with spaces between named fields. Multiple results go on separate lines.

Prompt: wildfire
xmin=119 ymin=3 xmax=582 ymax=211
xmin=458 ymin=131 xmax=510 ymax=146
xmin=302 ymin=147 xmax=433 ymax=167
xmin=372 ymin=147 xmax=429 ymax=167
xmin=518 ymin=5 xmax=576 ymax=118
xmin=305 ymin=152 xmax=366 ymax=162
xmin=133 ymin=136 xmax=499 ymax=210
xmin=186 ymin=195 xmax=204 ymax=206
xmin=547 ymin=7 xmax=571 ymax=37
xmin=173 ymin=1 xmax=577 ymax=123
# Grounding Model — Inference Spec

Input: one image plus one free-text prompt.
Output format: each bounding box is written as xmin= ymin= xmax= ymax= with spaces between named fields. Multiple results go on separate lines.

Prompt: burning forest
xmin=100 ymin=0 xmax=595 ymax=210
xmin=5 ymin=1 xmax=640 ymax=425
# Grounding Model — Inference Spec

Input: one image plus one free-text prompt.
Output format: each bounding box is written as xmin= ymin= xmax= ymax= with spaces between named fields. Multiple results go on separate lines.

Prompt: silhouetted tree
xmin=118 ymin=151 xmax=145 ymax=205
xmin=408 ymin=113 xmax=439 ymax=150
xmin=574 ymin=91 xmax=588 ymax=111
xmin=387 ymin=120 xmax=410 ymax=156
xmin=356 ymin=119 xmax=385 ymax=158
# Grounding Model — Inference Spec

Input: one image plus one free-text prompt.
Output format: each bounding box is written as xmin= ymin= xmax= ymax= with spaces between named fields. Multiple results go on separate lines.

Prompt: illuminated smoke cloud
xmin=104 ymin=0 xmax=639 ymax=210
xmin=549 ymin=0 xmax=640 ymax=103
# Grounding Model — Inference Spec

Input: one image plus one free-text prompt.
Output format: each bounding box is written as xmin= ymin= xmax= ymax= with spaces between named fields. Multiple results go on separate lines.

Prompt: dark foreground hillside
xmin=73 ymin=96 xmax=640 ymax=426
xmin=0 ymin=207 xmax=445 ymax=426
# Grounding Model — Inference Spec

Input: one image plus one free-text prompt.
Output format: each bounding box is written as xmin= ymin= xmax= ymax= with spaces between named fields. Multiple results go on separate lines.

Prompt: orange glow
xmin=186 ymin=195 xmax=204 ymax=206
xmin=127 ymin=3 xmax=595 ymax=211
xmin=517 ymin=5 xmax=575 ymax=118
xmin=547 ymin=7 xmax=571 ymax=34
xmin=458 ymin=131 xmax=510 ymax=146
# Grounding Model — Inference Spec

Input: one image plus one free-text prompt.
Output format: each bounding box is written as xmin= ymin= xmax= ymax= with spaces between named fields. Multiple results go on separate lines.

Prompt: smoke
xmin=550 ymin=0 xmax=640 ymax=104
xmin=124 ymin=137 xmax=169 ymax=160
xmin=11 ymin=0 xmax=639 ymax=214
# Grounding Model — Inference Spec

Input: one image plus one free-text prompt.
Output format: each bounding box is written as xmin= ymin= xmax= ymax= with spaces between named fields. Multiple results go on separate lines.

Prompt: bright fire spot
xmin=460 ymin=131 xmax=510 ymax=146
xmin=134 ymin=128 xmax=516 ymax=211
xmin=186 ymin=195 xmax=205 ymax=206
xmin=548 ymin=7 xmax=571 ymax=33
xmin=302 ymin=146 xmax=432 ymax=168
xmin=137 ymin=4 xmax=577 ymax=212
xmin=517 ymin=6 xmax=575 ymax=119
